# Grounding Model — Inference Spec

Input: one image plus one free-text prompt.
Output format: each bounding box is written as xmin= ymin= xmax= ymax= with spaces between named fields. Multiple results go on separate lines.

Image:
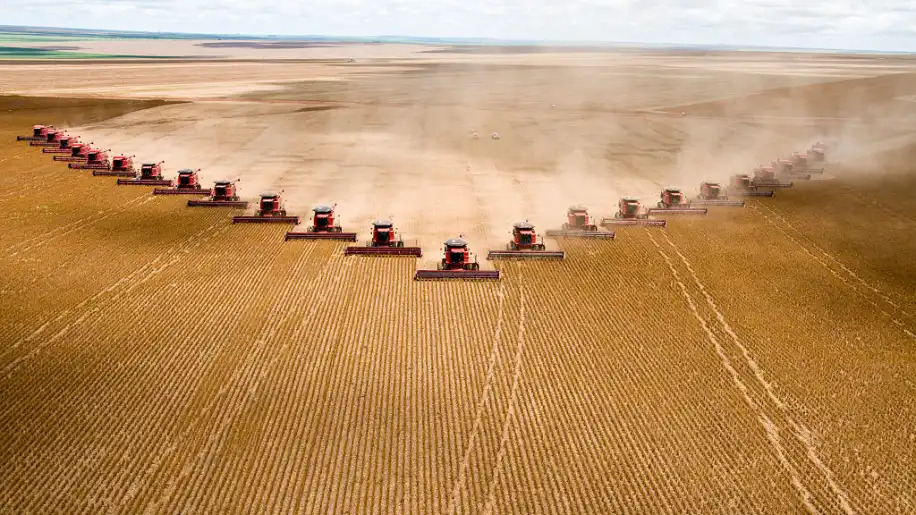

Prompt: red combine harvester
xmin=29 ymin=129 xmax=65 ymax=147
xmin=648 ymin=187 xmax=708 ymax=215
xmin=17 ymin=125 xmax=54 ymax=142
xmin=692 ymin=182 xmax=745 ymax=207
xmin=187 ymin=180 xmax=249 ymax=208
xmin=41 ymin=135 xmax=79 ymax=154
xmin=808 ymin=142 xmax=827 ymax=164
xmin=416 ymin=238 xmax=500 ymax=280
xmin=771 ymin=159 xmax=811 ymax=180
xmin=546 ymin=206 xmax=616 ymax=238
xmin=153 ymin=168 xmax=209 ymax=195
xmin=344 ymin=220 xmax=422 ymax=256
xmin=752 ymin=165 xmax=793 ymax=188
xmin=726 ymin=174 xmax=774 ymax=197
xmin=285 ymin=205 xmax=357 ymax=240
xmin=233 ymin=193 xmax=301 ymax=224
xmin=601 ymin=197 xmax=667 ymax=227
xmin=93 ymin=155 xmax=136 ymax=177
xmin=488 ymin=221 xmax=565 ymax=260
xmin=53 ymin=143 xmax=91 ymax=161
xmin=117 ymin=161 xmax=172 ymax=186
xmin=790 ymin=152 xmax=824 ymax=174
xmin=68 ymin=148 xmax=110 ymax=170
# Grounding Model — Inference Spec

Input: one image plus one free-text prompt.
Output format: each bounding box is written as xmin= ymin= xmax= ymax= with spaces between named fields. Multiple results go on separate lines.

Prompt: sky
xmin=2 ymin=0 xmax=916 ymax=52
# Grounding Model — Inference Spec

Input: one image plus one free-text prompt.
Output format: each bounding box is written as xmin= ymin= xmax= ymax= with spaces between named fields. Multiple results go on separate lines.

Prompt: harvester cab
xmin=213 ymin=180 xmax=238 ymax=200
xmin=658 ymin=187 xmax=688 ymax=208
xmin=343 ymin=219 xmax=420 ymax=255
xmin=564 ymin=205 xmax=597 ymax=231
xmin=727 ymin=174 xmax=774 ymax=197
xmin=232 ymin=192 xmax=300 ymax=224
xmin=808 ymin=143 xmax=826 ymax=163
xmin=771 ymin=159 xmax=794 ymax=176
xmin=176 ymin=169 xmax=201 ymax=188
xmin=116 ymin=161 xmax=171 ymax=184
xmin=693 ymin=182 xmax=746 ymax=207
xmin=68 ymin=148 xmax=110 ymax=169
xmin=599 ymin=197 xmax=666 ymax=227
xmin=415 ymin=238 xmax=499 ymax=280
xmin=285 ymin=204 xmax=357 ymax=240
xmin=111 ymin=155 xmax=134 ymax=172
xmin=71 ymin=144 xmax=87 ymax=157
xmin=488 ymin=222 xmax=565 ymax=259
xmin=140 ymin=162 xmax=164 ymax=179
xmin=187 ymin=180 xmax=248 ymax=207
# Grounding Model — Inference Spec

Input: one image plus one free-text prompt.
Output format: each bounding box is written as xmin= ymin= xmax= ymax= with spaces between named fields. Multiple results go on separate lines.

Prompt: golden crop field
xmin=1 ymin=47 xmax=915 ymax=513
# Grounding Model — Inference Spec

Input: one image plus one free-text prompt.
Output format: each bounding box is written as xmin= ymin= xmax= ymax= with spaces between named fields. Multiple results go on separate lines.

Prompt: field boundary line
xmin=482 ymin=289 xmax=526 ymax=515
xmin=661 ymin=231 xmax=855 ymax=514
xmin=447 ymin=282 xmax=506 ymax=515
xmin=750 ymin=203 xmax=915 ymax=340
xmin=646 ymin=230 xmax=819 ymax=513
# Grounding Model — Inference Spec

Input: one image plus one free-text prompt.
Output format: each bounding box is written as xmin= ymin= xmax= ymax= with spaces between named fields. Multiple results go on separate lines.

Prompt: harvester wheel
xmin=562 ymin=223 xmax=569 ymax=230
xmin=469 ymin=262 xmax=480 ymax=271
xmin=279 ymin=210 xmax=287 ymax=216
xmin=658 ymin=202 xmax=665 ymax=208
xmin=437 ymin=261 xmax=445 ymax=270
xmin=396 ymin=241 xmax=404 ymax=248
xmin=614 ymin=212 xmax=620 ymax=219
xmin=535 ymin=244 xmax=546 ymax=251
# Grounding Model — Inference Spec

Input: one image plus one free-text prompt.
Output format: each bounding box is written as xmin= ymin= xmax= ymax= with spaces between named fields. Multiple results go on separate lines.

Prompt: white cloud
xmin=1 ymin=0 xmax=915 ymax=51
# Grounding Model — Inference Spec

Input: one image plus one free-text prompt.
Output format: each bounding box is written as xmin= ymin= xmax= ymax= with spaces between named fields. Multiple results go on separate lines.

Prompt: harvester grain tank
xmin=647 ymin=187 xmax=708 ymax=215
xmin=488 ymin=221 xmax=565 ymax=259
xmin=17 ymin=125 xmax=54 ymax=142
xmin=546 ymin=206 xmax=616 ymax=238
xmin=41 ymin=135 xmax=79 ymax=154
xmin=153 ymin=169 xmax=209 ymax=195
xmin=752 ymin=165 xmax=793 ymax=188
xmin=68 ymin=148 xmax=110 ymax=170
xmin=93 ymin=155 xmax=136 ymax=177
xmin=232 ymin=192 xmax=301 ymax=224
xmin=187 ymin=180 xmax=249 ymax=208
xmin=726 ymin=174 xmax=774 ymax=197
xmin=601 ymin=197 xmax=667 ymax=227
xmin=344 ymin=219 xmax=422 ymax=256
xmin=54 ymin=143 xmax=91 ymax=161
xmin=285 ymin=205 xmax=357 ymax=240
xmin=691 ymin=182 xmax=745 ymax=207
xmin=117 ymin=161 xmax=172 ymax=185
xmin=415 ymin=238 xmax=500 ymax=280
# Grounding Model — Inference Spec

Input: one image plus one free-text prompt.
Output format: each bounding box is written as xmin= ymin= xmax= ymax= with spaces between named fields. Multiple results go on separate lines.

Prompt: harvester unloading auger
xmin=233 ymin=192 xmax=301 ymax=224
xmin=153 ymin=169 xmax=209 ymax=195
xmin=344 ymin=220 xmax=422 ymax=256
xmin=488 ymin=222 xmax=565 ymax=260
xmin=415 ymin=238 xmax=500 ymax=280
xmin=29 ymin=129 xmax=65 ymax=147
xmin=117 ymin=161 xmax=172 ymax=186
xmin=546 ymin=206 xmax=616 ymax=238
xmin=17 ymin=125 xmax=54 ymax=142
xmin=752 ymin=165 xmax=793 ymax=188
xmin=42 ymin=135 xmax=79 ymax=154
xmin=691 ymin=182 xmax=745 ymax=207
xmin=54 ymin=143 xmax=91 ymax=161
xmin=68 ymin=149 xmax=111 ymax=170
xmin=601 ymin=198 xmax=667 ymax=227
xmin=285 ymin=205 xmax=357 ymax=241
xmin=93 ymin=155 xmax=136 ymax=177
xmin=726 ymin=174 xmax=774 ymax=197
xmin=647 ymin=188 xmax=708 ymax=215
xmin=187 ymin=180 xmax=249 ymax=208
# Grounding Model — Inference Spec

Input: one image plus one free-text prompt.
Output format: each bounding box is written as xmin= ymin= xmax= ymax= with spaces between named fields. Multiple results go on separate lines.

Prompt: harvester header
xmin=416 ymin=238 xmax=500 ymax=280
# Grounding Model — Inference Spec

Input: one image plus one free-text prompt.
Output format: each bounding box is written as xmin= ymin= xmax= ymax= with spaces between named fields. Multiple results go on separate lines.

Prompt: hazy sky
xmin=3 ymin=0 xmax=915 ymax=51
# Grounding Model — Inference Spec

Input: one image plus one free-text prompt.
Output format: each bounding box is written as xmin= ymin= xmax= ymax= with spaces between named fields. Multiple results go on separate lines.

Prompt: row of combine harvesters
xmin=18 ymin=124 xmax=828 ymax=281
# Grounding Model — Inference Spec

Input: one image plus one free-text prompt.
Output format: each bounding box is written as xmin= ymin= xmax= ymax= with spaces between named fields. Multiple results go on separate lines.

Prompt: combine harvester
xmin=647 ymin=187 xmax=708 ymax=215
xmin=285 ymin=205 xmax=357 ymax=241
xmin=93 ymin=155 xmax=136 ymax=177
xmin=487 ymin=221 xmax=565 ymax=260
xmin=17 ymin=125 xmax=54 ymax=142
xmin=344 ymin=220 xmax=422 ymax=256
xmin=601 ymin=198 xmax=667 ymax=227
xmin=790 ymin=152 xmax=825 ymax=174
xmin=726 ymin=174 xmax=774 ymax=197
xmin=772 ymin=158 xmax=811 ymax=180
xmin=187 ymin=180 xmax=249 ymax=208
xmin=546 ymin=206 xmax=616 ymax=238
xmin=415 ymin=238 xmax=500 ymax=280
xmin=68 ymin=148 xmax=110 ymax=170
xmin=53 ymin=143 xmax=91 ymax=162
xmin=808 ymin=142 xmax=827 ymax=164
xmin=752 ymin=165 xmax=793 ymax=188
xmin=233 ymin=193 xmax=301 ymax=224
xmin=153 ymin=169 xmax=209 ymax=195
xmin=691 ymin=182 xmax=745 ymax=207
xmin=117 ymin=162 xmax=172 ymax=186
xmin=29 ymin=129 xmax=65 ymax=148
xmin=41 ymin=135 xmax=79 ymax=154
